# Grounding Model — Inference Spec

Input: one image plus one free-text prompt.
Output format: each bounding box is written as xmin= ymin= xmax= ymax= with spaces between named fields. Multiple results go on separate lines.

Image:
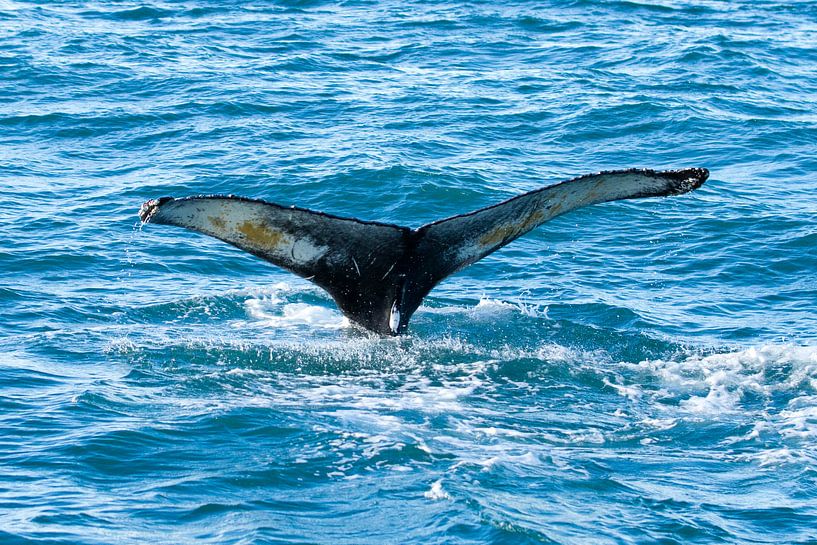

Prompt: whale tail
xmin=139 ymin=167 xmax=708 ymax=335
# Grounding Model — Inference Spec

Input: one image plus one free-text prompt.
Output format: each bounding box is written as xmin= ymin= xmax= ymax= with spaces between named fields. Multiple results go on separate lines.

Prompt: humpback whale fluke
xmin=139 ymin=167 xmax=708 ymax=335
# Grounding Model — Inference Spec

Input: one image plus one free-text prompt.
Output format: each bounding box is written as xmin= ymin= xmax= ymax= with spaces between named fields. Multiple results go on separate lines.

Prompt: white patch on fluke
xmin=291 ymin=237 xmax=327 ymax=265
xmin=389 ymin=301 xmax=400 ymax=333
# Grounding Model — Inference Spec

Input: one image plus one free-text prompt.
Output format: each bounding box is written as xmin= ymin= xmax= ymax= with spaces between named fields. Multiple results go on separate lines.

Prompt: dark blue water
xmin=2 ymin=1 xmax=816 ymax=543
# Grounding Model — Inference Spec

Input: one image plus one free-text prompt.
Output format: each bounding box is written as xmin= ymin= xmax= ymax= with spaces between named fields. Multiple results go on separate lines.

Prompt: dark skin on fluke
xmin=139 ymin=167 xmax=708 ymax=335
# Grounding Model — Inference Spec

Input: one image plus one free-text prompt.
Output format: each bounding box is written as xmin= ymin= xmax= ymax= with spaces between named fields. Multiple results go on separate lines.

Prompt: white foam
xmin=639 ymin=417 xmax=678 ymax=431
xmin=621 ymin=344 xmax=817 ymax=464
xmin=679 ymin=379 xmax=742 ymax=414
xmin=742 ymin=447 xmax=802 ymax=468
xmin=470 ymin=297 xmax=547 ymax=319
xmin=634 ymin=344 xmax=817 ymax=415
xmin=475 ymin=426 xmax=529 ymax=438
xmin=419 ymin=296 xmax=547 ymax=321
xmin=424 ymin=479 xmax=451 ymax=500
xmin=603 ymin=378 xmax=643 ymax=402
xmin=244 ymin=292 xmax=348 ymax=330
xmin=112 ymin=280 xmax=817 ymax=475
xmin=778 ymin=401 xmax=817 ymax=441
xmin=564 ymin=429 xmax=606 ymax=444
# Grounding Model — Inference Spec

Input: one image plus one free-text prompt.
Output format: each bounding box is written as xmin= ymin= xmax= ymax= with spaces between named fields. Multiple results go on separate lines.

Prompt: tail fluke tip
xmin=139 ymin=197 xmax=174 ymax=223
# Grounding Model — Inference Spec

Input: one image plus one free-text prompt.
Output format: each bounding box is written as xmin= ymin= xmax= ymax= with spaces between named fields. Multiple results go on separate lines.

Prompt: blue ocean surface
xmin=1 ymin=1 xmax=816 ymax=543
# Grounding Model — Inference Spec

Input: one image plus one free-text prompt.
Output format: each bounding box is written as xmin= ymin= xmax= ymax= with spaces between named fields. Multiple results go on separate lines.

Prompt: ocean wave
xmin=2 ymin=0 xmax=816 ymax=542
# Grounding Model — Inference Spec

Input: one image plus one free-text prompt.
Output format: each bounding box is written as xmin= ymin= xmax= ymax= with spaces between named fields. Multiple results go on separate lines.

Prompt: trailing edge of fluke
xmin=139 ymin=167 xmax=708 ymax=335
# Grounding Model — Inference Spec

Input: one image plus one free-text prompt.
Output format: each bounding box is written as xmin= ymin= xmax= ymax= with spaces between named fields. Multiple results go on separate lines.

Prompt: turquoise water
xmin=2 ymin=1 xmax=816 ymax=543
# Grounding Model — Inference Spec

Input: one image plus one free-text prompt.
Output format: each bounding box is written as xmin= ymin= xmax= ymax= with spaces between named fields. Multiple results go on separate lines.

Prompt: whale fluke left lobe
xmin=140 ymin=195 xmax=413 ymax=334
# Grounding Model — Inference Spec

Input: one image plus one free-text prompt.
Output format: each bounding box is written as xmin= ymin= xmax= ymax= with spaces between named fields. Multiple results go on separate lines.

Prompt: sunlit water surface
xmin=1 ymin=1 xmax=816 ymax=543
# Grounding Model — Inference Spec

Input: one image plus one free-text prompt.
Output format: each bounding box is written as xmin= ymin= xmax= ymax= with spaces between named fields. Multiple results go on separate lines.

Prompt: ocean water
xmin=1 ymin=0 xmax=816 ymax=543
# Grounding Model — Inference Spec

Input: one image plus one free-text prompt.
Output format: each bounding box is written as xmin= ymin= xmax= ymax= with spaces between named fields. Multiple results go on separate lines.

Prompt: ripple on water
xmin=1 ymin=0 xmax=817 ymax=543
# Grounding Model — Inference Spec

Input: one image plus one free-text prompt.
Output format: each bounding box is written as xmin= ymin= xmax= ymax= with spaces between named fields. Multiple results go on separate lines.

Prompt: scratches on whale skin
xmin=479 ymin=209 xmax=545 ymax=247
xmin=237 ymin=220 xmax=289 ymax=249
xmin=381 ymin=262 xmax=396 ymax=280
